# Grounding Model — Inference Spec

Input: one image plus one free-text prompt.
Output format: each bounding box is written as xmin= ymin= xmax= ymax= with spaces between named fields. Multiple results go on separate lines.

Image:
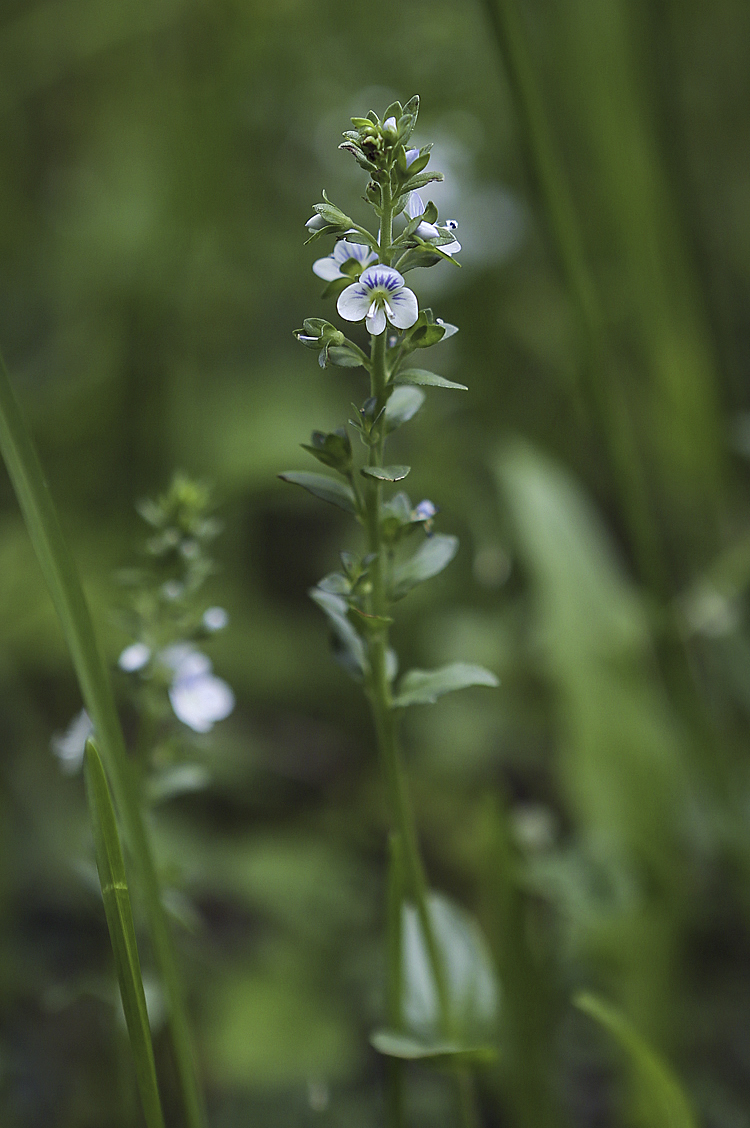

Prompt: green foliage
xmin=393 ymin=664 xmax=499 ymax=708
xmin=278 ymin=471 xmax=357 ymax=513
xmin=576 ymin=993 xmax=697 ymax=1128
xmin=83 ymin=740 xmax=165 ymax=1128
xmin=391 ymin=534 xmax=459 ymax=599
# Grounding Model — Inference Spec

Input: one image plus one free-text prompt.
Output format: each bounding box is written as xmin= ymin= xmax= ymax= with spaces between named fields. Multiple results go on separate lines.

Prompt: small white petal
xmin=312 ymin=256 xmax=344 ymax=281
xmin=203 ymin=606 xmax=228 ymax=632
xmin=383 ymin=116 xmax=397 ymax=132
xmin=416 ymin=220 xmax=440 ymax=241
xmin=169 ymin=675 xmax=235 ymax=733
xmin=413 ymin=500 xmax=437 ymax=521
xmin=160 ymin=644 xmax=211 ymax=680
xmin=405 ymin=192 xmax=425 ymax=220
xmin=436 ymin=319 xmax=459 ymax=339
xmin=405 ymin=148 xmax=419 ymax=167
xmin=442 ymin=239 xmax=461 ymax=255
xmin=305 ymin=214 xmax=327 ymax=231
xmin=52 ymin=709 xmax=93 ymax=774
xmin=337 ymin=282 xmax=372 ymax=322
xmin=366 ymin=304 xmax=387 ymax=335
xmin=118 ymin=642 xmax=152 ymax=672
xmin=297 ymin=334 xmax=319 ymax=344
xmin=384 ymin=288 xmax=419 ymax=330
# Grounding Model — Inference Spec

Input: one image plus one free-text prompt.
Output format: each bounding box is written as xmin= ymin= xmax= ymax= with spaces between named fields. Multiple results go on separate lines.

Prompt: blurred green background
xmin=2 ymin=0 xmax=750 ymax=1125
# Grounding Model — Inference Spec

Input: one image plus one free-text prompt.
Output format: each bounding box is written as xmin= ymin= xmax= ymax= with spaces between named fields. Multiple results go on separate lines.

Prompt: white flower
xmin=118 ymin=642 xmax=151 ymax=672
xmin=305 ymin=214 xmax=327 ymax=232
xmin=160 ymin=644 xmax=234 ymax=734
xmin=404 ymin=148 xmax=420 ymax=168
xmin=405 ymin=192 xmax=461 ymax=256
xmin=312 ymin=239 xmax=377 ymax=282
xmin=337 ymin=265 xmax=418 ymax=336
xmin=52 ymin=708 xmax=93 ymax=774
xmin=203 ymin=606 xmax=228 ymax=632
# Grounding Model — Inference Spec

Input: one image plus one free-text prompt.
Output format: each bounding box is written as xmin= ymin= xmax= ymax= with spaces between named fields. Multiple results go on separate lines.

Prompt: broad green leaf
xmin=575 ymin=993 xmax=697 ymax=1128
xmin=385 ymin=892 xmax=499 ymax=1052
xmin=390 ymin=533 xmax=458 ymax=599
xmin=309 ymin=587 xmax=367 ymax=678
xmin=361 ymin=465 xmax=411 ymax=482
xmin=497 ymin=444 xmax=688 ymax=884
xmin=384 ymin=386 xmax=425 ymax=433
xmin=393 ymin=369 xmax=468 ymax=391
xmin=393 ymin=663 xmax=499 ymax=707
xmin=84 ymin=741 xmax=165 ymax=1128
xmin=278 ymin=472 xmax=356 ymax=514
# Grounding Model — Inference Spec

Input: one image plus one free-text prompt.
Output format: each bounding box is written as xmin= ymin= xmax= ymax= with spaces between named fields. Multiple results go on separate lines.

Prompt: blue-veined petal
xmin=338 ymin=282 xmax=372 ymax=321
xmin=359 ymin=264 xmax=405 ymax=292
xmin=385 ymin=287 xmax=418 ymax=330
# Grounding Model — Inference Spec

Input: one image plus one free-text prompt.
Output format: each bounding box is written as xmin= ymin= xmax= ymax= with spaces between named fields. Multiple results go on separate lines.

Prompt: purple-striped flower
xmin=337 ymin=265 xmax=418 ymax=337
xmin=405 ymin=192 xmax=461 ymax=256
xmin=313 ymin=239 xmax=377 ymax=282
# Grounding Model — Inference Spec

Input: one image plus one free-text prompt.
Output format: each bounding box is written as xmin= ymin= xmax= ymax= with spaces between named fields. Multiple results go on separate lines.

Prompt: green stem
xmin=363 ymin=182 xmax=451 ymax=1036
xmin=0 ymin=348 xmax=207 ymax=1128
xmin=457 ymin=1069 xmax=482 ymax=1128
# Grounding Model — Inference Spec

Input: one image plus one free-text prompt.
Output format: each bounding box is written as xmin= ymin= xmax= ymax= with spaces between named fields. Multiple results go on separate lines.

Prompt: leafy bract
xmin=393 ymin=369 xmax=468 ymax=391
xmin=309 ymin=587 xmax=367 ymax=678
xmin=361 ymin=465 xmax=411 ymax=482
xmin=384 ymin=386 xmax=425 ymax=433
xmin=393 ymin=663 xmax=499 ymax=707
xmin=390 ymin=533 xmax=458 ymax=599
xmin=279 ymin=472 xmax=356 ymax=514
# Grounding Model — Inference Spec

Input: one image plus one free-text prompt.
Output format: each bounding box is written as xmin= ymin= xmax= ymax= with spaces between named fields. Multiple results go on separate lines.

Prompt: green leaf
xmin=278 ymin=472 xmax=357 ymax=514
xmin=309 ymin=587 xmax=367 ymax=678
xmin=575 ymin=993 xmax=697 ymax=1128
xmin=370 ymin=1030 xmax=496 ymax=1066
xmin=397 ymin=893 xmax=499 ymax=1046
xmin=393 ymin=369 xmax=468 ymax=391
xmin=390 ymin=533 xmax=458 ymax=599
xmin=384 ymin=386 xmax=425 ymax=433
xmin=393 ymin=663 xmax=499 ymax=707
xmin=326 ymin=344 xmax=365 ymax=368
xmin=361 ymin=465 xmax=411 ymax=482
xmin=301 ymin=429 xmax=352 ymax=473
xmin=84 ymin=742 xmax=166 ymax=1128
xmin=403 ymin=171 xmax=444 ymax=193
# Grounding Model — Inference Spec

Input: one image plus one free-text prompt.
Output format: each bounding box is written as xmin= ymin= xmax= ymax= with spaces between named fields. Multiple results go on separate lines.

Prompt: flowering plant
xmin=284 ymin=97 xmax=500 ymax=1123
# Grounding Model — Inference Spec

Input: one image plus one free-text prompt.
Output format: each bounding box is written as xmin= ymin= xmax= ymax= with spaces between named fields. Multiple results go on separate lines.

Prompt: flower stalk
xmin=287 ymin=95 xmax=500 ymax=1124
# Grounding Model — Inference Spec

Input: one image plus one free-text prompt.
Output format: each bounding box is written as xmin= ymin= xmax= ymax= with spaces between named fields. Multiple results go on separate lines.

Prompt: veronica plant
xmin=283 ymin=97 xmax=500 ymax=1125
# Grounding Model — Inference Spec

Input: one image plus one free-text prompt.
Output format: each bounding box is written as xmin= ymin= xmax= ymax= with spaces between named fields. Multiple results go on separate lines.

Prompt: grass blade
xmin=481 ymin=0 xmax=666 ymax=596
xmin=575 ymin=992 xmax=697 ymax=1128
xmin=84 ymin=740 xmax=165 ymax=1128
xmin=0 ymin=347 xmax=206 ymax=1128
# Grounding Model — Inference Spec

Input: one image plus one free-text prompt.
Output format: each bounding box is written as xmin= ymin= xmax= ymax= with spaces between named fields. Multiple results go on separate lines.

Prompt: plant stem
xmin=363 ymin=179 xmax=451 ymax=1035
xmin=0 ymin=347 xmax=207 ymax=1128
